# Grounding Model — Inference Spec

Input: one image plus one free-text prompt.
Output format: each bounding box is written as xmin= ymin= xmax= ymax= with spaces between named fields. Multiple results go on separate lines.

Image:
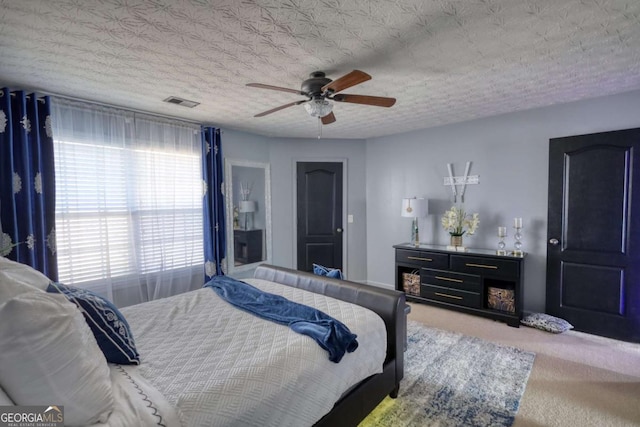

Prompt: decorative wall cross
xmin=444 ymin=161 xmax=479 ymax=203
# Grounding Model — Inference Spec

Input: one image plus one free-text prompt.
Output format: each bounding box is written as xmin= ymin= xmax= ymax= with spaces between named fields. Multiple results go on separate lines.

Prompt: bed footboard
xmin=253 ymin=264 xmax=406 ymax=426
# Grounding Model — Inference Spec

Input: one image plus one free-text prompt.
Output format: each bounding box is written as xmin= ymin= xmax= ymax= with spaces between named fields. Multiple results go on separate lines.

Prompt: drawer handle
xmin=408 ymin=256 xmax=432 ymax=262
xmin=435 ymin=292 xmax=463 ymax=300
xmin=435 ymin=276 xmax=463 ymax=283
xmin=465 ymin=263 xmax=498 ymax=269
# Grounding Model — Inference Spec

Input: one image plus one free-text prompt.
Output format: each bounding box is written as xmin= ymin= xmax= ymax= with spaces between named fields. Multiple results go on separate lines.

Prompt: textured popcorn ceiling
xmin=1 ymin=0 xmax=639 ymax=139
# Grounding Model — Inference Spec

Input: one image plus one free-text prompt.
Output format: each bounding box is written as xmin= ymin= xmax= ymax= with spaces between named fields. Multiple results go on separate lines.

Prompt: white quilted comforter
xmin=119 ymin=278 xmax=387 ymax=427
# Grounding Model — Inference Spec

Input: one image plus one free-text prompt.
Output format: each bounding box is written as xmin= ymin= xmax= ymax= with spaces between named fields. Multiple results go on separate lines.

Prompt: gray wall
xmin=221 ymin=129 xmax=369 ymax=282
xmin=222 ymin=129 xmax=270 ymax=162
xmin=268 ymin=138 xmax=368 ymax=282
xmin=365 ymin=89 xmax=640 ymax=312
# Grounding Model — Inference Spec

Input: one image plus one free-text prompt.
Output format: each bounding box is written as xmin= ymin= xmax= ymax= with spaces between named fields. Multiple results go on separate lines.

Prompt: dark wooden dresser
xmin=393 ymin=243 xmax=525 ymax=327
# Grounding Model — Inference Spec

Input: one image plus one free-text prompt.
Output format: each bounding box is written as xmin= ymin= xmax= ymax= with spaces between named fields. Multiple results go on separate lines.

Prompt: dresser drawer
xmin=396 ymin=249 xmax=448 ymax=269
xmin=450 ymin=255 xmax=519 ymax=279
xmin=420 ymin=284 xmax=481 ymax=309
xmin=421 ymin=269 xmax=481 ymax=293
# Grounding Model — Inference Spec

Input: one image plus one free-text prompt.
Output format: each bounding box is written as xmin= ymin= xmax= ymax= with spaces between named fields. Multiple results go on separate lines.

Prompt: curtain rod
xmin=1 ymin=86 xmax=215 ymax=127
xmin=0 ymin=89 xmax=46 ymax=103
xmin=47 ymin=91 xmax=204 ymax=126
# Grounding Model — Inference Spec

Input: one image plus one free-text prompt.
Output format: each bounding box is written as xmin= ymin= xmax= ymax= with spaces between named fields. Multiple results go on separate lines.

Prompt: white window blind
xmin=51 ymin=98 xmax=203 ymax=306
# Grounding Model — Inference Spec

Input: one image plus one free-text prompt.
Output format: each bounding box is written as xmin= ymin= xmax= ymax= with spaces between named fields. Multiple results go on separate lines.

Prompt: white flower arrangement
xmin=441 ymin=205 xmax=480 ymax=237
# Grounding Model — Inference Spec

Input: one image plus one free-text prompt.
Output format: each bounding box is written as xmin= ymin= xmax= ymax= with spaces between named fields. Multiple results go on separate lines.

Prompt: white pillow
xmin=0 ymin=256 xmax=51 ymax=291
xmin=0 ymin=292 xmax=114 ymax=426
xmin=0 ymin=385 xmax=14 ymax=405
xmin=0 ymin=269 xmax=44 ymax=305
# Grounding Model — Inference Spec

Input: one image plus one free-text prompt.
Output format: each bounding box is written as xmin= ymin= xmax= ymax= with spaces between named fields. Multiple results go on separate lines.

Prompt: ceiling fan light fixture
xmin=304 ymin=98 xmax=333 ymax=118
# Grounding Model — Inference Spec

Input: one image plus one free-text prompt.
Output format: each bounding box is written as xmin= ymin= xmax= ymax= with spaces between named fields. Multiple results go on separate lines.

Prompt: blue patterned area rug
xmin=360 ymin=321 xmax=535 ymax=427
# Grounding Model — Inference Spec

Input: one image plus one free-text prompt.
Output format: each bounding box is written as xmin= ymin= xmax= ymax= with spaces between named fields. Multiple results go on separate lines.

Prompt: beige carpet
xmin=407 ymin=303 xmax=640 ymax=427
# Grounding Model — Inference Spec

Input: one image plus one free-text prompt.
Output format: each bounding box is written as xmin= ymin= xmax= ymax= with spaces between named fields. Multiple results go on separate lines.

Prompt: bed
xmin=0 ymin=260 xmax=406 ymax=427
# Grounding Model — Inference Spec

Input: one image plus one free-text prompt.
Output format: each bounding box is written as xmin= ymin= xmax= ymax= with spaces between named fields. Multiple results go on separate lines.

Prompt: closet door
xmin=296 ymin=162 xmax=343 ymax=272
xmin=547 ymin=128 xmax=640 ymax=342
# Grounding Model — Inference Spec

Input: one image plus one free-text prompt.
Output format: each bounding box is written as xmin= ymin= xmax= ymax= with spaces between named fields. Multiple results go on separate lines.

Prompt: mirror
xmin=224 ymin=159 xmax=272 ymax=273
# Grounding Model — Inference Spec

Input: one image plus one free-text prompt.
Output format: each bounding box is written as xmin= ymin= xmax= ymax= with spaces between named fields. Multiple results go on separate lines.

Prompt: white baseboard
xmin=360 ymin=280 xmax=395 ymax=290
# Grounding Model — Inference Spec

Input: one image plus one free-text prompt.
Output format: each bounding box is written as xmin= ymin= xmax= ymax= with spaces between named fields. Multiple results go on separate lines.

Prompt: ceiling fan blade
xmin=321 ymin=112 xmax=336 ymax=125
xmin=254 ymin=100 xmax=305 ymax=117
xmin=321 ymin=70 xmax=371 ymax=94
xmin=332 ymin=94 xmax=396 ymax=107
xmin=246 ymin=83 xmax=303 ymax=95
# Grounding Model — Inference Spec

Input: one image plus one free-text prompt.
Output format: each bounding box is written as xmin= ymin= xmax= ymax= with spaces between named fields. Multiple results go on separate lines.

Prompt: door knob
xmin=549 ymin=238 xmax=559 ymax=245
xmin=336 ymin=228 xmax=343 ymax=233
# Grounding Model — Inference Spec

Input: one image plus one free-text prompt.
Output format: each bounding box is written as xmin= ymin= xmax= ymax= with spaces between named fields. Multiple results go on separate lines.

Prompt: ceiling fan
xmin=247 ymin=70 xmax=396 ymax=125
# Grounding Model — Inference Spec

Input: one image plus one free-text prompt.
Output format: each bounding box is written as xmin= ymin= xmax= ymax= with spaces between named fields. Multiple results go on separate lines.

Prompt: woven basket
xmin=487 ymin=287 xmax=515 ymax=313
xmin=402 ymin=272 xmax=420 ymax=296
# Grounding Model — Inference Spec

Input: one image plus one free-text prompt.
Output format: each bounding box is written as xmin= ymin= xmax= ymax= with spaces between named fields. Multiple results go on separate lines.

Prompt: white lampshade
xmin=401 ymin=198 xmax=428 ymax=218
xmin=239 ymin=200 xmax=256 ymax=213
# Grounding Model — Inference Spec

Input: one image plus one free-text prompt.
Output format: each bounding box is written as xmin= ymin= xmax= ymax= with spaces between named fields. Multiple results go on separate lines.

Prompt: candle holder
xmin=497 ymin=226 xmax=507 ymax=255
xmin=513 ymin=218 xmax=523 ymax=257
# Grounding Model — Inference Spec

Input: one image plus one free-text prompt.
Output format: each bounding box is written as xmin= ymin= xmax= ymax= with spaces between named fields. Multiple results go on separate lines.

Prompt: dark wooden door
xmin=296 ymin=162 xmax=343 ymax=272
xmin=547 ymin=128 xmax=640 ymax=342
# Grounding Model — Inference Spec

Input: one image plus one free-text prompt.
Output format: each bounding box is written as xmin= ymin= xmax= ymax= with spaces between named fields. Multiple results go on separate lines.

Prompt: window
xmin=51 ymin=99 xmax=203 ymax=306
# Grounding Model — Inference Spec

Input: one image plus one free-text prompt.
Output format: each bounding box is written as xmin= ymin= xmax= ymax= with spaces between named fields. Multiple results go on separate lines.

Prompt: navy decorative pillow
xmin=313 ymin=263 xmax=344 ymax=280
xmin=47 ymin=282 xmax=140 ymax=365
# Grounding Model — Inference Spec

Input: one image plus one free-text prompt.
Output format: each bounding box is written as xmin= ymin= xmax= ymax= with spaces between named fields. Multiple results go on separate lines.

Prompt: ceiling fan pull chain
xmin=317 ymin=117 xmax=322 ymax=139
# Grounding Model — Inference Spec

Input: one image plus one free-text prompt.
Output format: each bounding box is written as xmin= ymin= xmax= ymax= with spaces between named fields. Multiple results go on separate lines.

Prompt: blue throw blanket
xmin=204 ymin=275 xmax=358 ymax=363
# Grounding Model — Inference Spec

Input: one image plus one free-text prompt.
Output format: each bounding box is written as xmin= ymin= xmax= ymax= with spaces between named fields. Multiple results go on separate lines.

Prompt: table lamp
xmin=401 ymin=197 xmax=428 ymax=246
xmin=239 ymin=200 xmax=256 ymax=230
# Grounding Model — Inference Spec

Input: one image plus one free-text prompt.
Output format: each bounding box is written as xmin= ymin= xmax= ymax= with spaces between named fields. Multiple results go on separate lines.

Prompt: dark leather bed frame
xmin=253 ymin=264 xmax=406 ymax=427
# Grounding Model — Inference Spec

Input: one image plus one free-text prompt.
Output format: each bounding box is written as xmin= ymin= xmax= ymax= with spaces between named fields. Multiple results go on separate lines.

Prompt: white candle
xmin=498 ymin=226 xmax=507 ymax=237
xmin=514 ymin=217 xmax=522 ymax=228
